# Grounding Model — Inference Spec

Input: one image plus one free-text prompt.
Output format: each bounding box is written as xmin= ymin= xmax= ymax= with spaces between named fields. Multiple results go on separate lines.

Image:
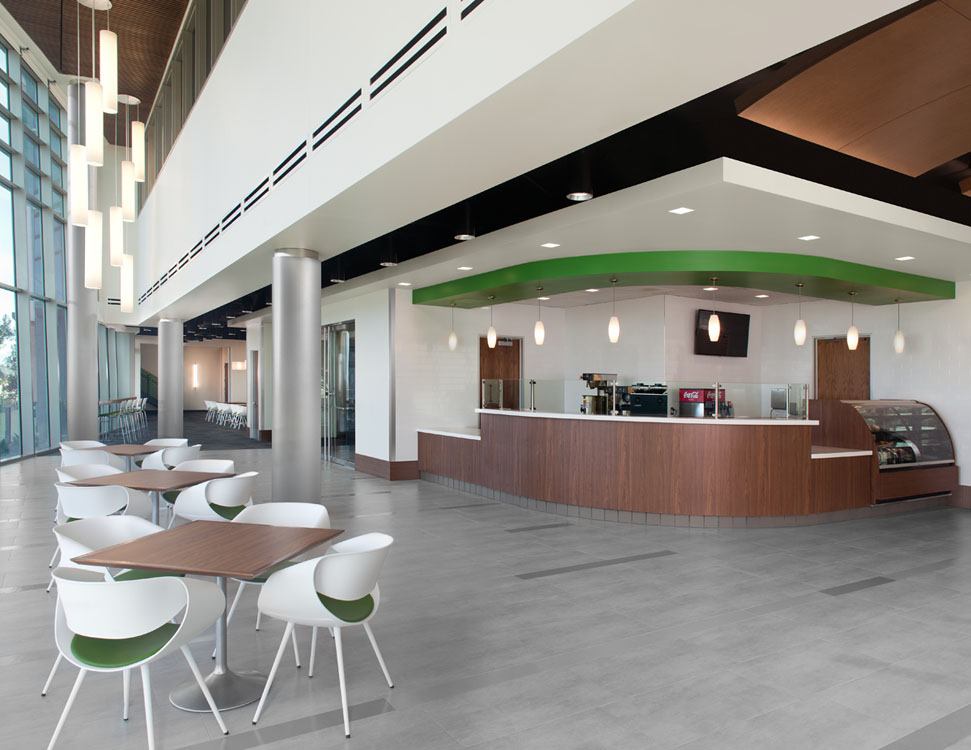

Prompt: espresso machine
xmin=580 ymin=373 xmax=619 ymax=415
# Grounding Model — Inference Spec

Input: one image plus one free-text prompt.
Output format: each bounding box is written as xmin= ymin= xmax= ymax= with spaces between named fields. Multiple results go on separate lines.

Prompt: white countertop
xmin=417 ymin=427 xmax=482 ymax=441
xmin=810 ymin=445 xmax=873 ymax=460
xmin=474 ymin=409 xmax=818 ymax=426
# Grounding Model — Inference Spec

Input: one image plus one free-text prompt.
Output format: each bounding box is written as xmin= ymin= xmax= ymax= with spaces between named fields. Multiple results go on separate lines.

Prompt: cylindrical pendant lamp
xmin=84 ymin=80 xmax=104 ymax=166
xmin=99 ymin=29 xmax=118 ymax=114
xmin=793 ymin=282 xmax=807 ymax=346
xmin=707 ymin=277 xmax=720 ymax=343
xmin=121 ymin=160 xmax=135 ymax=221
xmin=846 ymin=291 xmax=859 ymax=351
xmin=607 ymin=278 xmax=620 ymax=343
xmin=447 ymin=303 xmax=458 ymax=351
xmin=534 ymin=288 xmax=546 ymax=346
xmin=131 ymin=120 xmax=146 ymax=182
xmin=84 ymin=209 xmax=103 ymax=289
xmin=120 ymin=253 xmax=133 ymax=312
xmin=893 ymin=299 xmax=905 ymax=354
xmin=69 ymin=144 xmax=88 ymax=226
xmin=487 ymin=295 xmax=497 ymax=349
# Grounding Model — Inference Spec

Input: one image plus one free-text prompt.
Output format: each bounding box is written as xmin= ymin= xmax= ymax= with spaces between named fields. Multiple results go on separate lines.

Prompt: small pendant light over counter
xmin=448 ymin=303 xmax=458 ymax=352
xmin=487 ymin=295 xmax=497 ymax=349
xmin=608 ymin=278 xmax=620 ymax=343
xmin=707 ymin=277 xmax=721 ymax=343
xmin=793 ymin=282 xmax=807 ymax=346
xmin=893 ymin=298 xmax=905 ymax=354
xmin=534 ymin=287 xmax=545 ymax=346
xmin=846 ymin=290 xmax=859 ymax=351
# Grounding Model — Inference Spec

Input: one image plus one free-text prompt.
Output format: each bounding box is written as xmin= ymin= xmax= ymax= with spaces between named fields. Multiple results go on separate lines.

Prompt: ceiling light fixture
xmin=538 ymin=296 xmax=550 ymax=301
xmin=455 ymin=201 xmax=476 ymax=241
xmin=487 ymin=295 xmax=497 ymax=349
xmin=669 ymin=207 xmax=694 ymax=215
xmin=534 ymin=287 xmax=545 ymax=346
xmin=329 ymin=278 xmax=345 ymax=284
xmin=118 ymin=94 xmax=138 ymax=222
xmin=893 ymin=298 xmax=905 ymax=354
xmin=793 ymin=283 xmax=807 ymax=346
xmin=457 ymin=266 xmax=473 ymax=271
xmin=608 ymin=278 xmax=620 ymax=344
xmin=703 ymin=286 xmax=718 ymax=292
xmin=585 ymin=288 xmax=599 ymax=293
xmin=846 ymin=290 xmax=859 ymax=351
xmin=894 ymin=256 xmax=915 ymax=261
xmin=379 ymin=261 xmax=397 ymax=267
xmin=566 ymin=191 xmax=593 ymax=202
xmin=99 ymin=11 xmax=117 ymax=114
xmin=707 ymin=277 xmax=720 ymax=343
xmin=454 ymin=234 xmax=475 ymax=241
xmin=540 ymin=243 xmax=560 ymax=248
xmin=80 ymin=0 xmax=105 ymax=166
xmin=798 ymin=235 xmax=820 ymax=241
xmin=448 ymin=302 xmax=458 ymax=352
xmin=397 ymin=282 xmax=412 ymax=287
xmin=755 ymin=294 xmax=769 ymax=299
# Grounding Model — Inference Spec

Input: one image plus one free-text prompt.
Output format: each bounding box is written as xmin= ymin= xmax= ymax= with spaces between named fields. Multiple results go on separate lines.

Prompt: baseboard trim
xmin=949 ymin=485 xmax=971 ymax=509
xmin=355 ymin=454 xmax=419 ymax=481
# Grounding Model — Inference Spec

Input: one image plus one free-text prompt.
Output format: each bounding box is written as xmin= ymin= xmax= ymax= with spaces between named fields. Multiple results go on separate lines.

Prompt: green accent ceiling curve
xmin=412 ymin=251 xmax=954 ymax=308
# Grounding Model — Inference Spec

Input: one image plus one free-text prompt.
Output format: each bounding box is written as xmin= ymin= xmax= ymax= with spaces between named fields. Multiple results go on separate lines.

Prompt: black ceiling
xmin=179 ymin=2 xmax=971 ymax=341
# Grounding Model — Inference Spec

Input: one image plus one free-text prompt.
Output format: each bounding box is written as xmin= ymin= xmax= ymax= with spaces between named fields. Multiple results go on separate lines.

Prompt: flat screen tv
xmin=695 ymin=309 xmax=749 ymax=357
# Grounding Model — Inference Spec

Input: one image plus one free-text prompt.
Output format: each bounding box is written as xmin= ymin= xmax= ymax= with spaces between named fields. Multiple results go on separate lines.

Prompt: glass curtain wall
xmin=0 ymin=43 xmax=69 ymax=460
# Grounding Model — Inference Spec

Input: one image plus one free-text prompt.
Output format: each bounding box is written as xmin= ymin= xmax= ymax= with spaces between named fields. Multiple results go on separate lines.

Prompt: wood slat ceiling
xmin=739 ymin=0 xmax=971 ymax=179
xmin=5 ymin=0 xmax=189 ymax=143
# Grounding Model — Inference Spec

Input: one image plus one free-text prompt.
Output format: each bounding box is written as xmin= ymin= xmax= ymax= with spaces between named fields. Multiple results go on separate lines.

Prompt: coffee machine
xmin=580 ymin=373 xmax=618 ymax=415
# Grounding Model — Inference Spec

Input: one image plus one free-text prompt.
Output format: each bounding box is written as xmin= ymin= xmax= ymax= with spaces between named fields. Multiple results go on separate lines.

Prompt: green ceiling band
xmin=412 ymin=251 xmax=954 ymax=308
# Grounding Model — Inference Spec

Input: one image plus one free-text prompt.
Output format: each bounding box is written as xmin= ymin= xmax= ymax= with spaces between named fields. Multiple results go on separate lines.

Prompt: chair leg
xmin=41 ymin=653 xmax=62 ymax=696
xmin=46 ymin=573 xmax=55 ymax=593
xmin=140 ymin=664 xmax=155 ymax=750
xmin=363 ymin=622 xmax=394 ymax=688
xmin=49 ymin=547 xmax=59 ymax=568
xmin=334 ymin=628 xmax=350 ymax=738
xmin=291 ymin=626 xmax=300 ymax=669
xmin=167 ymin=513 xmax=176 ymax=530
xmin=181 ymin=646 xmax=228 ymax=735
xmin=46 ymin=668 xmax=86 ymax=750
xmin=255 ymin=608 xmax=262 ymax=631
xmin=252 ymin=621 xmax=293 ymax=725
xmin=123 ymin=669 xmax=131 ymax=720
xmin=309 ymin=626 xmax=318 ymax=678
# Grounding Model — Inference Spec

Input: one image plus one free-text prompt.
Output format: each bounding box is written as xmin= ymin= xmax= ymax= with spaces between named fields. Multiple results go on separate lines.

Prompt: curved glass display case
xmin=846 ymin=400 xmax=954 ymax=470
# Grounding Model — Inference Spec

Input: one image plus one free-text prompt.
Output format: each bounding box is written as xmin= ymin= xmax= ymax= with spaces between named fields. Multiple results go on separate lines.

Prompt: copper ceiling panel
xmin=739 ymin=1 xmax=971 ymax=177
xmin=5 ymin=0 xmax=189 ymax=142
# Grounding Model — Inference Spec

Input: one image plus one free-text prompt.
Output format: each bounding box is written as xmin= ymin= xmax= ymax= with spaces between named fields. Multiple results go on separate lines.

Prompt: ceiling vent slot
xmin=221 ymin=203 xmax=242 ymax=231
xmin=313 ymin=90 xmax=362 ymax=150
xmin=460 ymin=0 xmax=487 ymax=19
xmin=244 ymin=177 xmax=270 ymax=211
xmin=204 ymin=224 xmax=220 ymax=247
xmin=370 ymin=8 xmax=447 ymax=101
xmin=106 ymin=297 xmax=120 ymax=306
xmin=189 ymin=240 xmax=204 ymax=259
xmin=272 ymin=141 xmax=308 ymax=186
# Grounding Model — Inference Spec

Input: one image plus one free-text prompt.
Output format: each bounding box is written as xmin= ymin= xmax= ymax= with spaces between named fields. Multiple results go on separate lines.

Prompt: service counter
xmin=417 ymin=406 xmax=953 ymax=526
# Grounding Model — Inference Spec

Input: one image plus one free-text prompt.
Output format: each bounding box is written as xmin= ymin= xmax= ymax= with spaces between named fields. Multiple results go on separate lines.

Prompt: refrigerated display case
xmin=846 ymin=400 xmax=954 ymax=469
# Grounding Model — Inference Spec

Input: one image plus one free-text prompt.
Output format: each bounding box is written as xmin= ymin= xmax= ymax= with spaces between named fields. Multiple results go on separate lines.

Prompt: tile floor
xmin=6 ymin=447 xmax=971 ymax=749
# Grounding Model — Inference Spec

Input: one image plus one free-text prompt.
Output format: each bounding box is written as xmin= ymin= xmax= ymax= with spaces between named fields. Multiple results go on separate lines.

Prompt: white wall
xmin=139 ymin=339 xmax=246 ymax=411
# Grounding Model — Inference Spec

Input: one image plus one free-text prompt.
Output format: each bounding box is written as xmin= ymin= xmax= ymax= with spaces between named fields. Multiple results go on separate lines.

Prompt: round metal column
xmin=272 ymin=249 xmax=321 ymax=500
xmin=157 ymin=319 xmax=184 ymax=438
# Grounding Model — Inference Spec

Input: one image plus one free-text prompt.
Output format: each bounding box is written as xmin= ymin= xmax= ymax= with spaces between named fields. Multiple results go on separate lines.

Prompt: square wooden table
xmin=69 ymin=470 xmax=234 ymax=525
xmin=74 ymin=520 xmax=343 ymax=711
xmin=82 ymin=444 xmax=160 ymax=472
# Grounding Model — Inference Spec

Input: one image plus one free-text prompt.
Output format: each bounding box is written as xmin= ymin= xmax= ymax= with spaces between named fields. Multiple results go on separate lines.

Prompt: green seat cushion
xmin=316 ymin=593 xmax=375 ymax=623
xmin=113 ymin=568 xmax=185 ymax=582
xmin=162 ymin=490 xmax=180 ymax=504
xmin=249 ymin=559 xmax=299 ymax=584
xmin=70 ymin=622 xmax=178 ymax=668
xmin=66 ymin=517 xmax=79 ymax=523
xmin=134 ymin=459 xmax=143 ymax=468
xmin=210 ymin=503 xmax=246 ymax=521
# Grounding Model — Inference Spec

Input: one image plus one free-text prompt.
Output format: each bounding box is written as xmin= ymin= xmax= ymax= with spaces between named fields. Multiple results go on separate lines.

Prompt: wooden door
xmin=479 ymin=336 xmax=521 ymax=410
xmin=815 ymin=337 xmax=870 ymax=400
xmin=224 ymin=363 xmax=230 ymax=401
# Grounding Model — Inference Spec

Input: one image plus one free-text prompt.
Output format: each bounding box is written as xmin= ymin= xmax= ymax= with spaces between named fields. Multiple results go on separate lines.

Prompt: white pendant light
xmin=534 ymin=287 xmax=545 ymax=346
xmin=447 ymin=303 xmax=458 ymax=351
xmin=707 ymin=277 xmax=720 ymax=342
xmin=893 ymin=298 xmax=905 ymax=354
xmin=84 ymin=80 xmax=104 ymax=166
xmin=69 ymin=144 xmax=89 ymax=226
xmin=793 ymin=282 xmax=807 ymax=346
xmin=108 ymin=205 xmax=123 ymax=266
xmin=121 ymin=160 xmax=135 ymax=221
xmin=131 ymin=120 xmax=145 ymax=182
xmin=99 ymin=29 xmax=117 ymax=114
xmin=84 ymin=209 xmax=103 ymax=289
xmin=846 ymin=291 xmax=859 ymax=350
xmin=120 ymin=253 xmax=133 ymax=312
xmin=487 ymin=295 xmax=497 ymax=349
xmin=607 ymin=278 xmax=620 ymax=343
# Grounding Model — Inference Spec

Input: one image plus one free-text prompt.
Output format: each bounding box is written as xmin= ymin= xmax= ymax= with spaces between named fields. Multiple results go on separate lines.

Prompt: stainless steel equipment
xmin=580 ymin=373 xmax=618 ymax=415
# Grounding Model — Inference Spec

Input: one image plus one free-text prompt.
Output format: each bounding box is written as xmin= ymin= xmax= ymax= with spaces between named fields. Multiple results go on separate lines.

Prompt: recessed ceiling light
xmin=541 ymin=242 xmax=560 ymax=248
xmin=329 ymin=278 xmax=345 ymax=284
xmin=454 ymin=233 xmax=475 ymax=241
xmin=379 ymin=261 xmax=397 ymax=267
xmin=797 ymin=235 xmax=820 ymax=241
xmin=457 ymin=266 xmax=473 ymax=271
xmin=566 ymin=191 xmax=593 ymax=202
xmin=538 ymin=296 xmax=550 ymax=301
xmin=703 ymin=286 xmax=718 ymax=292
xmin=755 ymin=294 xmax=769 ymax=298
xmin=397 ymin=282 xmax=412 ymax=286
xmin=669 ymin=207 xmax=694 ymax=215
xmin=585 ymin=288 xmax=599 ymax=293
xmin=895 ymin=255 xmax=915 ymax=261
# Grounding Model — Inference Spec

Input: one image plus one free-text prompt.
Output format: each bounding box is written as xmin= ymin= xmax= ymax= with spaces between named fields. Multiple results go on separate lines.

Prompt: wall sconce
xmin=192 ymin=363 xmax=199 ymax=389
xmin=231 ymin=360 xmax=247 ymax=371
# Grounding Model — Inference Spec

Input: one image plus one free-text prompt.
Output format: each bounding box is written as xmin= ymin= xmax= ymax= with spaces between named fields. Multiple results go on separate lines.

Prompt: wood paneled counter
xmin=417 ymin=410 xmax=901 ymax=524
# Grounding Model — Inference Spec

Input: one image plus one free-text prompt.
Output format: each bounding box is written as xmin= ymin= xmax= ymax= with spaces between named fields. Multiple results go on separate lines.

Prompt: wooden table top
xmin=68 ymin=469 xmax=234 ymax=492
xmin=73 ymin=521 xmax=343 ymax=579
xmin=82 ymin=444 xmax=160 ymax=457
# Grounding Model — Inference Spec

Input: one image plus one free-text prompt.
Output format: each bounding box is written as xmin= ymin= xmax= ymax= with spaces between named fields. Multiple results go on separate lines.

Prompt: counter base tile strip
xmin=419 ymin=473 xmax=953 ymax=528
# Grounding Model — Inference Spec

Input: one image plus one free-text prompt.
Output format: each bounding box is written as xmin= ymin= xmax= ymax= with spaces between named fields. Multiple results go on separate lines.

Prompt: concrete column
xmin=157 ymin=319 xmax=184 ymax=438
xmin=66 ymin=83 xmax=100 ymax=440
xmin=272 ymin=249 xmax=321 ymax=500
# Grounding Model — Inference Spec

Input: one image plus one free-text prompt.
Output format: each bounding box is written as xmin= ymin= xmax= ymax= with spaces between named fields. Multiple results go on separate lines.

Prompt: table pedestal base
xmin=170 ymin=669 xmax=266 ymax=712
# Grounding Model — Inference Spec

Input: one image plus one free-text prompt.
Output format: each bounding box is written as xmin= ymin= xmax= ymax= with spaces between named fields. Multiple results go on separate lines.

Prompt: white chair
xmin=46 ymin=568 xmax=228 ymax=750
xmin=59 ymin=440 xmax=105 ymax=453
xmin=223 ymin=503 xmax=331 ymax=640
xmin=43 ymin=516 xmax=168 ymax=697
xmin=136 ymin=439 xmax=189 ymax=469
xmin=141 ymin=444 xmax=201 ymax=471
xmin=54 ymin=464 xmax=123 ymax=484
xmin=168 ymin=471 xmax=255 ymax=528
xmin=252 ymin=532 xmax=394 ymax=738
xmin=160 ymin=458 xmax=235 ymax=515
xmin=59 ymin=449 xmax=126 ymax=471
